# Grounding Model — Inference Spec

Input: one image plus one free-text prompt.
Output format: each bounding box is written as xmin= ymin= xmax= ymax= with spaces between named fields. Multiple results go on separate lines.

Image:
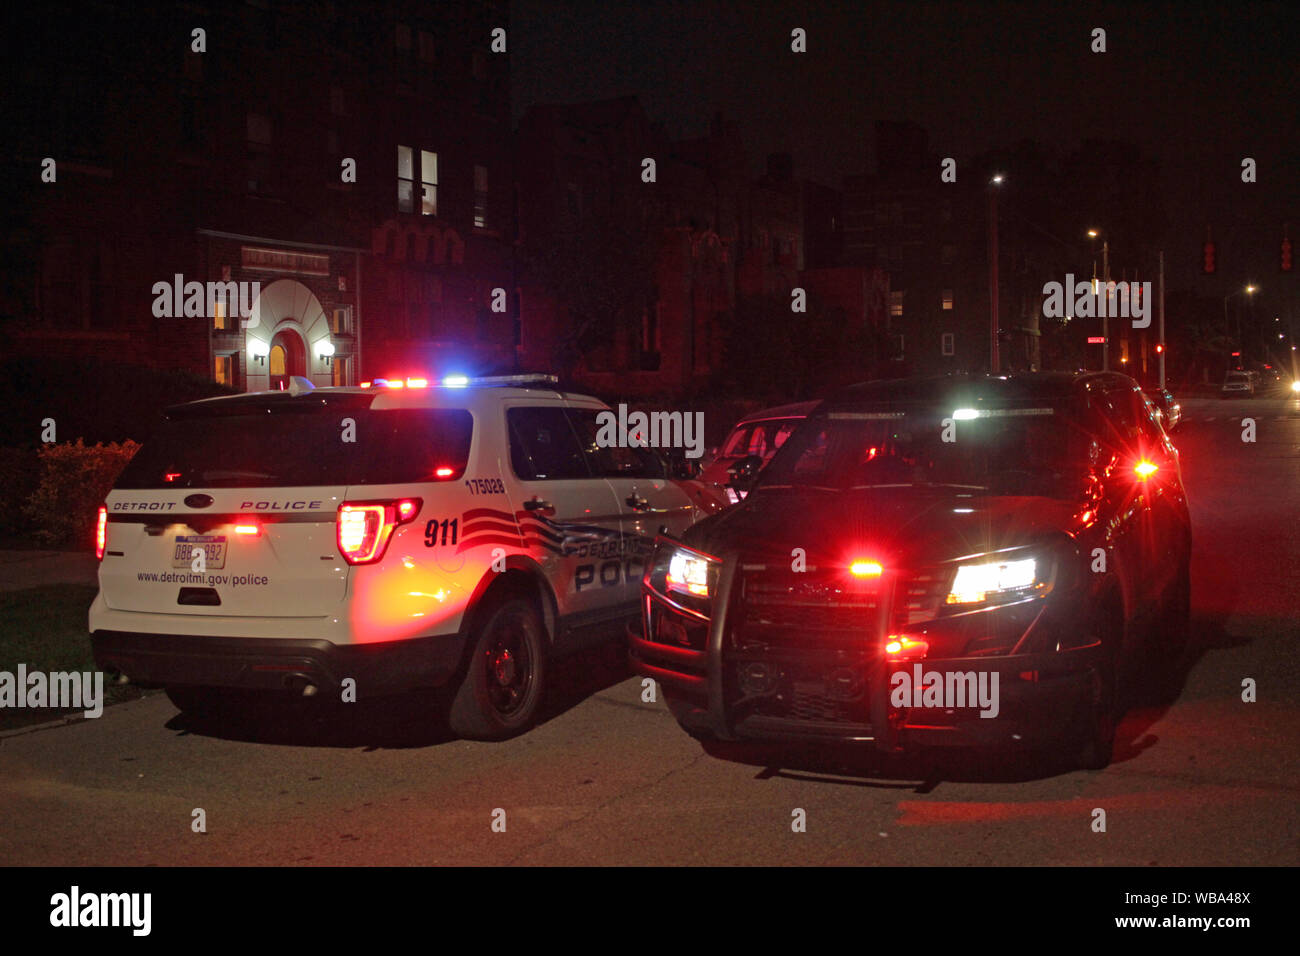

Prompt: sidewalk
xmin=0 ymin=550 xmax=98 ymax=592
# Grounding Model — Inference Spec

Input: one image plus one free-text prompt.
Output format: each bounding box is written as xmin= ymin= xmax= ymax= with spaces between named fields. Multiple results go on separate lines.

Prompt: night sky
xmin=512 ymin=0 xmax=1298 ymax=299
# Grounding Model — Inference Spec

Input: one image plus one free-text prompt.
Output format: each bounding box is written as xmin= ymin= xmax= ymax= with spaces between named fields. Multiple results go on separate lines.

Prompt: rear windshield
xmin=116 ymin=405 xmax=474 ymax=489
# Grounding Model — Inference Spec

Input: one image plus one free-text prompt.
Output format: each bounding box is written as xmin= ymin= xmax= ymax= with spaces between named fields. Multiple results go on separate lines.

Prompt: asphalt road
xmin=2 ymin=394 xmax=1297 ymax=866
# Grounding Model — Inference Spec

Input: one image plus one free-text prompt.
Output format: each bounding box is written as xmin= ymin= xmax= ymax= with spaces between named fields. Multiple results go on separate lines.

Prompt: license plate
xmin=173 ymin=535 xmax=227 ymax=569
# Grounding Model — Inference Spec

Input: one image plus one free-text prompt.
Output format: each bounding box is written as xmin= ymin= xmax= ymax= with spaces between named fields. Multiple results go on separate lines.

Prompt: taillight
xmin=95 ymin=506 xmax=107 ymax=560
xmin=336 ymin=498 xmax=421 ymax=564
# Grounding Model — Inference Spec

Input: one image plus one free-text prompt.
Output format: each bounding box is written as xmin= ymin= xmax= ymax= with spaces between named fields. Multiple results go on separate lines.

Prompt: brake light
xmin=336 ymin=498 xmax=422 ymax=564
xmin=884 ymin=635 xmax=929 ymax=660
xmin=434 ymin=466 xmax=454 ymax=479
xmin=234 ymin=524 xmax=260 ymax=536
xmin=95 ymin=506 xmax=107 ymax=560
xmin=1134 ymin=460 xmax=1159 ymax=479
xmin=849 ymin=559 xmax=883 ymax=577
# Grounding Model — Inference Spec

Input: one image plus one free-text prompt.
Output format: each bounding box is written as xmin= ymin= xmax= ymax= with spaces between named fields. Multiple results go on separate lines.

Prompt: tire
xmin=448 ymin=597 xmax=548 ymax=740
xmin=1073 ymin=598 xmax=1123 ymax=771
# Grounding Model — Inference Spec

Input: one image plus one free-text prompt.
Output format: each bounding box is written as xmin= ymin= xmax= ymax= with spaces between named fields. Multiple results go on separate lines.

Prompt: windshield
xmin=756 ymin=404 xmax=1087 ymax=498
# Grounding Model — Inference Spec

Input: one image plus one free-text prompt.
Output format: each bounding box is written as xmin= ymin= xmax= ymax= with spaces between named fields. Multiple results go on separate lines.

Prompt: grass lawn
xmin=0 ymin=584 xmax=150 ymax=732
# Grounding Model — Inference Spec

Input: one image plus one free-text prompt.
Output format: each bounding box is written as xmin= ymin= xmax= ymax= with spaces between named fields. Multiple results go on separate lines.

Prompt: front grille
xmin=733 ymin=565 xmax=882 ymax=651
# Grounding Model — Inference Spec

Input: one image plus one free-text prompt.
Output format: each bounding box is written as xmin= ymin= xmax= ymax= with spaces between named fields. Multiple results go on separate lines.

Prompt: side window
xmin=507 ymin=407 xmax=590 ymax=481
xmin=566 ymin=407 xmax=666 ymax=479
xmin=721 ymin=425 xmax=755 ymax=457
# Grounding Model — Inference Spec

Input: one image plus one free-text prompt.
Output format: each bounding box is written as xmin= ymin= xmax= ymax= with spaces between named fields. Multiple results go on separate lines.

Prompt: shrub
xmin=23 ymin=439 xmax=140 ymax=547
xmin=0 ymin=446 xmax=41 ymax=537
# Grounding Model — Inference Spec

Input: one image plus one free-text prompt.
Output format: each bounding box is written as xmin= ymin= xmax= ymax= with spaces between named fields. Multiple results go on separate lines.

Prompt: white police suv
xmin=91 ymin=374 xmax=725 ymax=739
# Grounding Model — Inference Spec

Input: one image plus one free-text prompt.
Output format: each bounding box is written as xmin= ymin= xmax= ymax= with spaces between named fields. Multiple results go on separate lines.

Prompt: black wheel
xmin=448 ymin=598 xmax=548 ymax=740
xmin=1073 ymin=599 xmax=1123 ymax=770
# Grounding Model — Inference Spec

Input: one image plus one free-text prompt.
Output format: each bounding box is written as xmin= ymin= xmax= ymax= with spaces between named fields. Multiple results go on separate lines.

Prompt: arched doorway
xmin=268 ymin=329 xmax=306 ymax=390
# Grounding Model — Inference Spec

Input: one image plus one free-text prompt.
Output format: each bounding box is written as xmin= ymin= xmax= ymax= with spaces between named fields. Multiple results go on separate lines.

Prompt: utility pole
xmin=1158 ymin=251 xmax=1166 ymax=388
xmin=1102 ymin=239 xmax=1110 ymax=371
xmin=988 ymin=178 xmax=1002 ymax=374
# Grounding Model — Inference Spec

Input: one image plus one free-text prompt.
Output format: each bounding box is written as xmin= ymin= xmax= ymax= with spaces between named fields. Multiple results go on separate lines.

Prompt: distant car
xmin=1143 ymin=386 xmax=1181 ymax=431
xmin=698 ymin=401 xmax=818 ymax=502
xmin=1221 ymin=370 xmax=1255 ymax=397
xmin=632 ymin=372 xmax=1192 ymax=770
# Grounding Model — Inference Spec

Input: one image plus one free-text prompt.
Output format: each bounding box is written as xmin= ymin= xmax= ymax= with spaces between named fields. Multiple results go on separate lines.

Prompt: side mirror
xmin=671 ymin=457 xmax=701 ymax=480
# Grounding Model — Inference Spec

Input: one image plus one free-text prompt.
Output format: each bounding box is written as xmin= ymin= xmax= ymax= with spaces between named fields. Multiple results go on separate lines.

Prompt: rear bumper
xmin=91 ymin=629 xmax=466 ymax=696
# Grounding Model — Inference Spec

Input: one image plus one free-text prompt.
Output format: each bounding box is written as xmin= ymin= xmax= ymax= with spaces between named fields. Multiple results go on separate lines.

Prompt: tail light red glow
xmin=434 ymin=466 xmax=454 ymax=478
xmin=337 ymin=498 xmax=422 ymax=564
xmin=234 ymin=524 xmax=260 ymax=536
xmin=95 ymin=506 xmax=107 ymax=560
xmin=1134 ymin=460 xmax=1159 ymax=479
xmin=849 ymin=559 xmax=883 ymax=577
xmin=885 ymin=635 xmax=929 ymax=660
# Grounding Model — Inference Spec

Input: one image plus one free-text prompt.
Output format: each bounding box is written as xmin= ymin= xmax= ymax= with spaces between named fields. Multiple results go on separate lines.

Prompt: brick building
xmin=4 ymin=1 xmax=514 ymax=391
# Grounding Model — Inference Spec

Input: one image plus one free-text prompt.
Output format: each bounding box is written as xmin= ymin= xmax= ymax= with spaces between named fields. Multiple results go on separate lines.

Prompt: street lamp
xmin=1223 ymin=284 xmax=1258 ymax=364
xmin=1087 ymin=229 xmax=1111 ymax=369
xmin=988 ymin=174 xmax=1005 ymax=374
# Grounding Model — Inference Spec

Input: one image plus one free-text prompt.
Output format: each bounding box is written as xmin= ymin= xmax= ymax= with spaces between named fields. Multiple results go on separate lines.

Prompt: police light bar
xmin=440 ymin=374 xmax=559 ymax=388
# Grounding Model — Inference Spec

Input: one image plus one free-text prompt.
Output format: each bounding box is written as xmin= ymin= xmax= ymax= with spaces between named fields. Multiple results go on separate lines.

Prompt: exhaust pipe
xmin=283 ymin=674 xmax=319 ymax=697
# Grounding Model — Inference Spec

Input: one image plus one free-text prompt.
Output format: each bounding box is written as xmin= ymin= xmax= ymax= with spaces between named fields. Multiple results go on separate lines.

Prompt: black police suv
xmin=631 ymin=373 xmax=1192 ymax=769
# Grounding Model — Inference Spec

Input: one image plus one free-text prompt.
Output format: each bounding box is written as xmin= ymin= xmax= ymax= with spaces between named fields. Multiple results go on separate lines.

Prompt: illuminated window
xmin=890 ymin=291 xmax=904 ymax=316
xmin=420 ymin=150 xmax=437 ymax=216
xmin=331 ymin=307 xmax=351 ymax=334
xmin=942 ymin=289 xmax=953 ymax=310
xmin=213 ymin=297 xmax=227 ymax=331
xmin=331 ymin=356 xmax=348 ymax=387
xmin=214 ymin=354 xmax=233 ymax=386
xmin=397 ymin=145 xmax=413 ymax=213
xmin=473 ymin=164 xmax=489 ymax=229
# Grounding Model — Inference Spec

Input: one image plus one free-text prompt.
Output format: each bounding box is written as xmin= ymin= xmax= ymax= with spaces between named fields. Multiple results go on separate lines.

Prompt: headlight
xmin=646 ymin=538 xmax=721 ymax=615
xmin=946 ymin=556 xmax=1047 ymax=606
xmin=667 ymin=549 xmax=713 ymax=598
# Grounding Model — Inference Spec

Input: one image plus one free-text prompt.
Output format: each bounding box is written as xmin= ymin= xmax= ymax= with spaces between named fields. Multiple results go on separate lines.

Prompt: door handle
xmin=626 ymin=495 xmax=649 ymax=510
xmin=523 ymin=498 xmax=555 ymax=516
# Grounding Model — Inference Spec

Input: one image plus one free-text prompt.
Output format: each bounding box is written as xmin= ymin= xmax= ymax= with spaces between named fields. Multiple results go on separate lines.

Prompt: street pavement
xmin=1 ymin=394 xmax=1297 ymax=865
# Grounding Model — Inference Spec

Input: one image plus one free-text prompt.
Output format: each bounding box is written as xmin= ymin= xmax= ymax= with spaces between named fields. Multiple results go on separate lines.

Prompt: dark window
xmin=566 ymin=407 xmax=666 ymax=479
xmin=507 ymin=407 xmax=590 ymax=481
xmin=116 ymin=403 xmax=473 ymax=488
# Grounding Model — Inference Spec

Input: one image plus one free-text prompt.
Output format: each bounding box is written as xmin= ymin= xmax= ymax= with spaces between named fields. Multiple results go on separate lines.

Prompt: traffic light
xmin=1283 ymin=238 xmax=1293 ymax=273
xmin=1203 ymin=241 xmax=1216 ymax=274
